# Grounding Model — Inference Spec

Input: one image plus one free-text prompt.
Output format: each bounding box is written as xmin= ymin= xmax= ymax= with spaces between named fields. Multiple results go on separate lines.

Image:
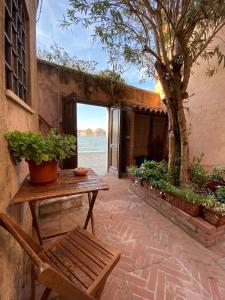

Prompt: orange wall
xmin=37 ymin=60 xmax=162 ymax=131
xmin=187 ymin=30 xmax=225 ymax=170
xmin=0 ymin=1 xmax=39 ymax=299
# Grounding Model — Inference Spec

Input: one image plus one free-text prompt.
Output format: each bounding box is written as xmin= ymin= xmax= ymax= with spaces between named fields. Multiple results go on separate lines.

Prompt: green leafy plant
xmin=127 ymin=166 xmax=138 ymax=176
xmin=127 ymin=160 xmax=168 ymax=188
xmin=189 ymin=155 xmax=209 ymax=186
xmin=216 ymin=186 xmax=225 ymax=204
xmin=140 ymin=160 xmax=168 ymax=187
xmin=209 ymin=167 xmax=225 ymax=183
xmin=158 ymin=180 xmax=216 ymax=205
xmin=127 ymin=165 xmax=146 ymax=182
xmin=128 ymin=159 xmax=217 ymax=205
xmin=210 ymin=202 xmax=225 ymax=215
xmin=5 ymin=129 xmax=76 ymax=165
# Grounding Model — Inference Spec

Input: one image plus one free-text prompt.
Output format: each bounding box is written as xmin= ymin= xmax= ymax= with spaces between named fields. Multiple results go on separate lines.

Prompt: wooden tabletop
xmin=11 ymin=168 xmax=109 ymax=205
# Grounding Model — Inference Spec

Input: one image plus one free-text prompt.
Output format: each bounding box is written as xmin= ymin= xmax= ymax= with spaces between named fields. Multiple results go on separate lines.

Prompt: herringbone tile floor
xmin=37 ymin=175 xmax=225 ymax=300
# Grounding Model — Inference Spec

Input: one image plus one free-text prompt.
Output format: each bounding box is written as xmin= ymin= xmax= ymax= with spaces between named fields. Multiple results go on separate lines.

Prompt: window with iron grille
xmin=5 ymin=0 xmax=28 ymax=102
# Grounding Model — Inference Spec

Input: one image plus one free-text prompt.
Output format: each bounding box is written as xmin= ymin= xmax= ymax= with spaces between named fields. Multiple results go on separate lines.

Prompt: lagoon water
xmin=78 ymin=136 xmax=107 ymax=153
xmin=77 ymin=136 xmax=108 ymax=175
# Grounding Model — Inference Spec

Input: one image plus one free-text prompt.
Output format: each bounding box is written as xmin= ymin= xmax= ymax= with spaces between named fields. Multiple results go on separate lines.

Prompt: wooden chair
xmin=0 ymin=212 xmax=120 ymax=300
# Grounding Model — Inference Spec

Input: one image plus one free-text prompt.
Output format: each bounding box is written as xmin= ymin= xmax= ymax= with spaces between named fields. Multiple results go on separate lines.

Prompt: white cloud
xmin=36 ymin=28 xmax=51 ymax=40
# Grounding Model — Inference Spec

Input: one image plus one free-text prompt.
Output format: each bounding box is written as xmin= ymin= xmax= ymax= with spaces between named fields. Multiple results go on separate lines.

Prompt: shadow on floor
xmin=24 ymin=175 xmax=225 ymax=300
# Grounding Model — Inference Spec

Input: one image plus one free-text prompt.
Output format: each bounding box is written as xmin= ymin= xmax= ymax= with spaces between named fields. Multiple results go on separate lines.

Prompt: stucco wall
xmin=37 ymin=60 xmax=162 ymax=130
xmin=187 ymin=30 xmax=225 ymax=170
xmin=0 ymin=1 xmax=39 ymax=299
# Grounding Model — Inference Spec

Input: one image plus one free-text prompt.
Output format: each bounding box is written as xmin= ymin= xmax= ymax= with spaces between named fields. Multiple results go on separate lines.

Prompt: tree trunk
xmin=177 ymin=99 xmax=189 ymax=185
xmin=156 ymin=63 xmax=190 ymax=186
xmin=155 ymin=65 xmax=181 ymax=185
xmin=166 ymin=99 xmax=181 ymax=185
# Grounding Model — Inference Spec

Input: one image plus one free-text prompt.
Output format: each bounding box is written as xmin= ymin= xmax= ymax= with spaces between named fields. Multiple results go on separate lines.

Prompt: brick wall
xmin=130 ymin=182 xmax=225 ymax=247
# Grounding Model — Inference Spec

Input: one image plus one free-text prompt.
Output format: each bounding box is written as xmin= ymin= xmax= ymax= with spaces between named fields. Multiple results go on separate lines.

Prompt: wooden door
xmin=108 ymin=104 xmax=122 ymax=177
xmin=62 ymin=93 xmax=77 ymax=169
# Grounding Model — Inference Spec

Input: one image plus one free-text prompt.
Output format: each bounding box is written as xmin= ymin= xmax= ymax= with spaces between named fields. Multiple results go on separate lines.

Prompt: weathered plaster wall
xmin=37 ymin=60 xmax=162 ymax=130
xmin=187 ymin=30 xmax=225 ymax=170
xmin=0 ymin=1 xmax=39 ymax=299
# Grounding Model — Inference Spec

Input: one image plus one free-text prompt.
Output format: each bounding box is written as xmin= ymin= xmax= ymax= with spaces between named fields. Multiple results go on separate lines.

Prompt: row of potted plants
xmin=128 ymin=160 xmax=225 ymax=227
xmin=6 ymin=129 xmax=76 ymax=184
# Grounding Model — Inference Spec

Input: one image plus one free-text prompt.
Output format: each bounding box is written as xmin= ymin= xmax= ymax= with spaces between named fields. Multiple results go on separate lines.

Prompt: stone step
xmin=39 ymin=194 xmax=83 ymax=217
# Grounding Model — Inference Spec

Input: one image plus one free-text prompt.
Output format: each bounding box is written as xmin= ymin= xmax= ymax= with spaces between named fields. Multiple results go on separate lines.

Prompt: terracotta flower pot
xmin=148 ymin=185 xmax=163 ymax=198
xmin=128 ymin=173 xmax=136 ymax=182
xmin=164 ymin=192 xmax=200 ymax=217
xmin=202 ymin=207 xmax=225 ymax=227
xmin=28 ymin=160 xmax=58 ymax=185
xmin=207 ymin=181 xmax=225 ymax=191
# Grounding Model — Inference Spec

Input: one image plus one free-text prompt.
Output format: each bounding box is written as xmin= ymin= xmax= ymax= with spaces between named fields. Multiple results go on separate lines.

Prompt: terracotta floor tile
xmin=26 ymin=175 xmax=225 ymax=300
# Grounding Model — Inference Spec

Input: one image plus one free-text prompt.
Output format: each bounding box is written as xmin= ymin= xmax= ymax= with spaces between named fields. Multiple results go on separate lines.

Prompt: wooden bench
xmin=0 ymin=212 xmax=120 ymax=300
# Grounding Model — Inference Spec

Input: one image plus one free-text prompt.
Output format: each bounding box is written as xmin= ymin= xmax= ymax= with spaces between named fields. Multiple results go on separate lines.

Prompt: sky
xmin=36 ymin=0 xmax=155 ymax=90
xmin=77 ymin=104 xmax=108 ymax=130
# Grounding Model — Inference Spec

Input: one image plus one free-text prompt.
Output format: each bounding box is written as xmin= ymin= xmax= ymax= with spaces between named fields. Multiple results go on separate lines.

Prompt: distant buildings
xmin=77 ymin=128 xmax=106 ymax=136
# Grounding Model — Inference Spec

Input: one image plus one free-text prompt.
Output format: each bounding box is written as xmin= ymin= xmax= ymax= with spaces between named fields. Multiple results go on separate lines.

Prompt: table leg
xmin=88 ymin=192 xmax=95 ymax=235
xmin=29 ymin=202 xmax=43 ymax=245
xmin=84 ymin=191 xmax=98 ymax=233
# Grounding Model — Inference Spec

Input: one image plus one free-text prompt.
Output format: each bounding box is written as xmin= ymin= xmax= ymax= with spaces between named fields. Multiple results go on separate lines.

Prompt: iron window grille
xmin=5 ymin=0 xmax=28 ymax=102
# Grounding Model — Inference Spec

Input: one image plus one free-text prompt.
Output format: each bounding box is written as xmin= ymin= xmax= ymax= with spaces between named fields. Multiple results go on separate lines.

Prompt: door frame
xmin=108 ymin=103 xmax=122 ymax=178
xmin=76 ymin=102 xmax=109 ymax=174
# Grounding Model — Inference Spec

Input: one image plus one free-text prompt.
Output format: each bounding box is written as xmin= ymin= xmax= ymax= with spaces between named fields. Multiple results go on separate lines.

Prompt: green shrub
xmin=210 ymin=202 xmax=225 ymax=215
xmin=127 ymin=166 xmax=141 ymax=179
xmin=127 ymin=166 xmax=136 ymax=175
xmin=159 ymin=180 xmax=216 ymax=205
xmin=140 ymin=160 xmax=168 ymax=187
xmin=127 ymin=160 xmax=168 ymax=187
xmin=5 ymin=129 xmax=76 ymax=165
xmin=189 ymin=155 xmax=208 ymax=186
xmin=209 ymin=167 xmax=225 ymax=183
xmin=127 ymin=160 xmax=216 ymax=205
xmin=216 ymin=186 xmax=225 ymax=203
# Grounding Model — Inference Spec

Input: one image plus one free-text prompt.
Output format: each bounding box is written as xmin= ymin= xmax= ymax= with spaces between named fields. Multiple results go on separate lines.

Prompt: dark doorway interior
xmin=62 ymin=93 xmax=77 ymax=169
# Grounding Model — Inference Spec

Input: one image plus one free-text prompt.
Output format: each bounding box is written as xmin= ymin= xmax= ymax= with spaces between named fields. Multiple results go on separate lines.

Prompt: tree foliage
xmin=98 ymin=69 xmax=126 ymax=83
xmin=63 ymin=0 xmax=225 ymax=79
xmin=63 ymin=0 xmax=225 ymax=185
xmin=37 ymin=42 xmax=126 ymax=84
xmin=37 ymin=42 xmax=98 ymax=73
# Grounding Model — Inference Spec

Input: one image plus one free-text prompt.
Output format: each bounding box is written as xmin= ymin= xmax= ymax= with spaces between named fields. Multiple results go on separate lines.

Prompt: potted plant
xmin=127 ymin=165 xmax=145 ymax=186
xmin=202 ymin=187 xmax=225 ymax=226
xmin=128 ymin=160 xmax=170 ymax=199
xmin=207 ymin=167 xmax=225 ymax=191
xmin=5 ymin=129 xmax=76 ymax=184
xmin=189 ymin=155 xmax=209 ymax=188
xmin=127 ymin=166 xmax=138 ymax=182
xmin=158 ymin=181 xmax=204 ymax=217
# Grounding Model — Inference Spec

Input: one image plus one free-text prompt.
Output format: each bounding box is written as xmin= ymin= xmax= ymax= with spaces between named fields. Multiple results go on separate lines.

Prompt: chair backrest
xmin=0 ymin=212 xmax=44 ymax=268
xmin=0 ymin=212 xmax=95 ymax=300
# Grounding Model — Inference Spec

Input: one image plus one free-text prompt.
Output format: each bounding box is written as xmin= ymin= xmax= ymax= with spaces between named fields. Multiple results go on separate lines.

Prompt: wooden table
xmin=11 ymin=168 xmax=109 ymax=244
